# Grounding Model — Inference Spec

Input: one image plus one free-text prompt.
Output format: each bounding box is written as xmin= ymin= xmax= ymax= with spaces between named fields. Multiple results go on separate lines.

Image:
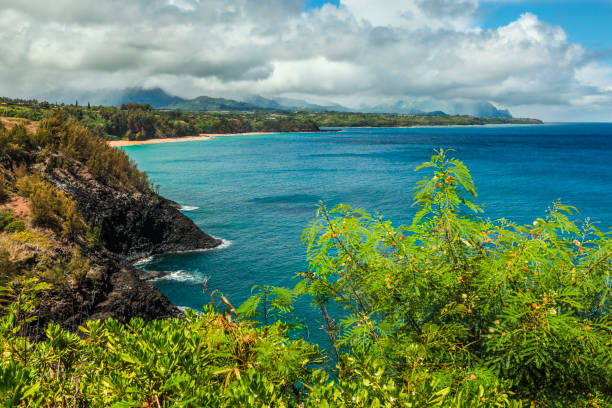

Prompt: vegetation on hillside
xmin=1 ymin=97 xmax=541 ymax=142
xmin=301 ymin=111 xmax=542 ymax=127
xmin=0 ymin=149 xmax=609 ymax=407
xmin=0 ymin=113 xmax=147 ymax=290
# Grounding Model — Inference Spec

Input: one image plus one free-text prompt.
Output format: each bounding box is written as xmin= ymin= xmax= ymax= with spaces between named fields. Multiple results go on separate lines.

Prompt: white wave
xmin=215 ymin=238 xmax=232 ymax=250
xmin=169 ymin=238 xmax=232 ymax=254
xmin=179 ymin=205 xmax=200 ymax=211
xmin=150 ymin=270 xmax=206 ymax=283
xmin=132 ymin=238 xmax=231 ymax=268
xmin=133 ymin=256 xmax=154 ymax=266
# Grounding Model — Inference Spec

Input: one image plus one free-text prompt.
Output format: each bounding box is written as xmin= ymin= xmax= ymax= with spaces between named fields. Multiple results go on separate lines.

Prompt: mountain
xmin=165 ymin=95 xmax=265 ymax=111
xmin=47 ymin=87 xmax=511 ymax=118
xmin=362 ymin=99 xmax=513 ymax=118
xmin=113 ymin=87 xmax=183 ymax=107
xmin=47 ymin=87 xmax=183 ymax=108
xmin=241 ymin=95 xmax=351 ymax=112
xmin=241 ymin=95 xmax=286 ymax=110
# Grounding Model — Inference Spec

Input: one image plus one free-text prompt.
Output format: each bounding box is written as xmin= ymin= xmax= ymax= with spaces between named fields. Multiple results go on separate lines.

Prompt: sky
xmin=1 ymin=0 xmax=611 ymax=121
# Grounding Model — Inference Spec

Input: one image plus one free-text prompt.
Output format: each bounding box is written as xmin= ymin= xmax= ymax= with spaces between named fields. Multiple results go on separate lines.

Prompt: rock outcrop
xmin=45 ymin=164 xmax=221 ymax=261
xmin=26 ymin=158 xmax=221 ymax=339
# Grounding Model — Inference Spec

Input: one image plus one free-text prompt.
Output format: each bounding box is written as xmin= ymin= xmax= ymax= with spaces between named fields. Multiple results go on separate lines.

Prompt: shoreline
xmin=107 ymin=132 xmax=273 ymax=147
xmin=108 ymin=129 xmax=342 ymax=147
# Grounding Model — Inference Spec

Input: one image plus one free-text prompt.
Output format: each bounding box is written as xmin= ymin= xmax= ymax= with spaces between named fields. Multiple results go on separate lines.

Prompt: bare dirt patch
xmin=1 ymin=117 xmax=38 ymax=133
xmin=0 ymin=196 xmax=31 ymax=218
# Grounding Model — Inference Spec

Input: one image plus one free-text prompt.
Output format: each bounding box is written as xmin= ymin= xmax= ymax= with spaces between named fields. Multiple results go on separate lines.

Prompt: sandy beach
xmin=107 ymin=132 xmax=272 ymax=147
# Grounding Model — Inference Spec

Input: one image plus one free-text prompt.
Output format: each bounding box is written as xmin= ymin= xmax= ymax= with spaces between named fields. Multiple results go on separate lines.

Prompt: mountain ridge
xmin=62 ymin=87 xmax=515 ymax=118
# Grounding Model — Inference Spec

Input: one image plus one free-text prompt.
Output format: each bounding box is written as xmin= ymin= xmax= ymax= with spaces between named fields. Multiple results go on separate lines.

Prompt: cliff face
xmin=27 ymin=158 xmax=222 ymax=339
xmin=45 ymin=163 xmax=221 ymax=261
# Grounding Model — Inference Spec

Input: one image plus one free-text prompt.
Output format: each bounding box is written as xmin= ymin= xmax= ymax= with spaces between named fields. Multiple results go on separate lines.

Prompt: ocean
xmin=123 ymin=123 xmax=612 ymax=347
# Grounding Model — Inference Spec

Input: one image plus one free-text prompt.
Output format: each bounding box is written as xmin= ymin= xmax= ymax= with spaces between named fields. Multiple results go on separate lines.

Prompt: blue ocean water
xmin=123 ymin=124 xmax=612 ymax=346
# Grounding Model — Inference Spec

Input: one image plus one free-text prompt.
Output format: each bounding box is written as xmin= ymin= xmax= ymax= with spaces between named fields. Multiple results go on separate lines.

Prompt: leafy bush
xmin=4 ymin=220 xmax=25 ymax=233
xmin=19 ymin=175 xmax=85 ymax=239
xmin=0 ymin=210 xmax=14 ymax=229
xmin=41 ymin=113 xmax=151 ymax=190
xmin=0 ymin=175 xmax=8 ymax=203
xmin=65 ymin=247 xmax=91 ymax=284
xmin=290 ymin=149 xmax=611 ymax=406
xmin=0 ymin=281 xmax=324 ymax=407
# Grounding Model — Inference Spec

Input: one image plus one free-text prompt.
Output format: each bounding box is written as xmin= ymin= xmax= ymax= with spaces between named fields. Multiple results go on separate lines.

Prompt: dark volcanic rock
xmin=25 ymin=158 xmax=222 ymax=339
xmin=45 ymin=164 xmax=221 ymax=261
xmin=33 ymin=252 xmax=181 ymax=340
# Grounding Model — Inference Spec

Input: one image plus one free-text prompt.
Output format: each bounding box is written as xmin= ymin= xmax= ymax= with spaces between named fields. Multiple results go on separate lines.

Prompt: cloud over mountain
xmin=0 ymin=0 xmax=611 ymax=120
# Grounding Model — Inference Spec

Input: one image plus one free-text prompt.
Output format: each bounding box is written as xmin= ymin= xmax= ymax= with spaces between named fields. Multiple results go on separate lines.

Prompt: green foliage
xmin=301 ymin=112 xmax=542 ymax=128
xmin=41 ymin=113 xmax=151 ymax=190
xmin=4 ymin=220 xmax=25 ymax=233
xmin=19 ymin=176 xmax=85 ymax=239
xmin=65 ymin=247 xmax=91 ymax=284
xmin=84 ymin=222 xmax=104 ymax=249
xmin=0 ymin=111 xmax=151 ymax=192
xmin=0 ymin=175 xmax=8 ymax=204
xmin=0 ymin=211 xmax=14 ymax=230
xmin=0 ymin=283 xmax=323 ymax=407
xmin=290 ymin=149 xmax=611 ymax=406
xmin=237 ymin=284 xmax=305 ymax=330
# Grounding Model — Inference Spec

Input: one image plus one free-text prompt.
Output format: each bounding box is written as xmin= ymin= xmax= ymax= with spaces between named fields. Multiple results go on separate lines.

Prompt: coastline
xmin=108 ymin=132 xmax=272 ymax=147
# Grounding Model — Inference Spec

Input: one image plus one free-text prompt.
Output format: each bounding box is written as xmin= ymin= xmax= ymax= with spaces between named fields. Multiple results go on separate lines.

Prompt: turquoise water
xmin=124 ymin=124 xmax=612 ymax=346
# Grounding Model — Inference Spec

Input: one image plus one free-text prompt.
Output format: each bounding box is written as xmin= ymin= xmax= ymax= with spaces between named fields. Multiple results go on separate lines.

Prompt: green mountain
xmin=164 ymin=95 xmax=267 ymax=111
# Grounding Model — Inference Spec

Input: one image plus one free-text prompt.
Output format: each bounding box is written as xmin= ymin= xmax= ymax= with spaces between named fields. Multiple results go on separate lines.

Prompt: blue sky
xmin=306 ymin=0 xmax=339 ymax=9
xmin=480 ymin=1 xmax=612 ymax=60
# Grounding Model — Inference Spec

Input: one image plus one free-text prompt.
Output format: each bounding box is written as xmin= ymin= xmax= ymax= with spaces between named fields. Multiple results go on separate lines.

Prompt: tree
xmin=291 ymin=149 xmax=611 ymax=405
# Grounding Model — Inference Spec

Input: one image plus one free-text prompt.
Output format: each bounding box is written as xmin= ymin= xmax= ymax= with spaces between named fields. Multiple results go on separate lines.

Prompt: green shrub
xmin=0 ymin=175 xmax=8 ymax=203
xmin=84 ymin=222 xmax=103 ymax=249
xmin=40 ymin=113 xmax=151 ymax=191
xmin=290 ymin=149 xmax=612 ymax=406
xmin=65 ymin=247 xmax=91 ymax=284
xmin=0 ymin=210 xmax=14 ymax=229
xmin=20 ymin=176 xmax=85 ymax=239
xmin=4 ymin=220 xmax=25 ymax=233
xmin=15 ymin=174 xmax=42 ymax=198
xmin=0 ymin=248 xmax=18 ymax=284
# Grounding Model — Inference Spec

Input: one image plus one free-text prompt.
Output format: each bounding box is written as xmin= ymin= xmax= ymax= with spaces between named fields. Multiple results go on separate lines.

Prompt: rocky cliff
xmin=45 ymin=162 xmax=221 ymax=261
xmin=26 ymin=159 xmax=222 ymax=338
xmin=0 ymin=115 xmax=223 ymax=340
xmin=2 ymin=161 xmax=217 ymax=341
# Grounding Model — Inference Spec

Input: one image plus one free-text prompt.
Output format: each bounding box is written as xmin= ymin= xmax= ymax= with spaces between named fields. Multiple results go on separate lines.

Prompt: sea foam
xmin=179 ymin=205 xmax=200 ymax=211
xmin=168 ymin=238 xmax=232 ymax=254
xmin=133 ymin=256 xmax=154 ymax=266
xmin=150 ymin=270 xmax=207 ymax=284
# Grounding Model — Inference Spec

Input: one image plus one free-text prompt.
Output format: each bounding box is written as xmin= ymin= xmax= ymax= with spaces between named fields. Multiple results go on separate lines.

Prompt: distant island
xmin=0 ymin=95 xmax=542 ymax=143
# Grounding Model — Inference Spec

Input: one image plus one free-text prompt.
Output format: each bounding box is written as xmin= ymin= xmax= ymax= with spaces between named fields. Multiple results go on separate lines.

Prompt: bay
xmin=123 ymin=123 xmax=612 ymax=346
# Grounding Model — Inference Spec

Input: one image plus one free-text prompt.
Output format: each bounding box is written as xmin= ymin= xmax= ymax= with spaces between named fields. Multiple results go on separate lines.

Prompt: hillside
xmin=46 ymin=87 xmax=519 ymax=118
xmin=0 ymin=97 xmax=542 ymax=144
xmin=0 ymin=115 xmax=220 ymax=338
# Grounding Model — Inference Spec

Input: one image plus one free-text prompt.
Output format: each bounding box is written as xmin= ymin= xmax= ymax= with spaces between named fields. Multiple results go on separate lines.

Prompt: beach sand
xmin=107 ymin=132 xmax=273 ymax=147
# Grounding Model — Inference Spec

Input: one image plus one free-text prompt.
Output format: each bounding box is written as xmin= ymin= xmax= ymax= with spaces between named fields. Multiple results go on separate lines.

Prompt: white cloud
xmin=0 ymin=0 xmax=611 ymax=120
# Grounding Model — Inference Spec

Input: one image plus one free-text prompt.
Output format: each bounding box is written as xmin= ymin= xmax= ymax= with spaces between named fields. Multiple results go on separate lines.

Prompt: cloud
xmin=0 ymin=0 xmax=611 ymax=120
